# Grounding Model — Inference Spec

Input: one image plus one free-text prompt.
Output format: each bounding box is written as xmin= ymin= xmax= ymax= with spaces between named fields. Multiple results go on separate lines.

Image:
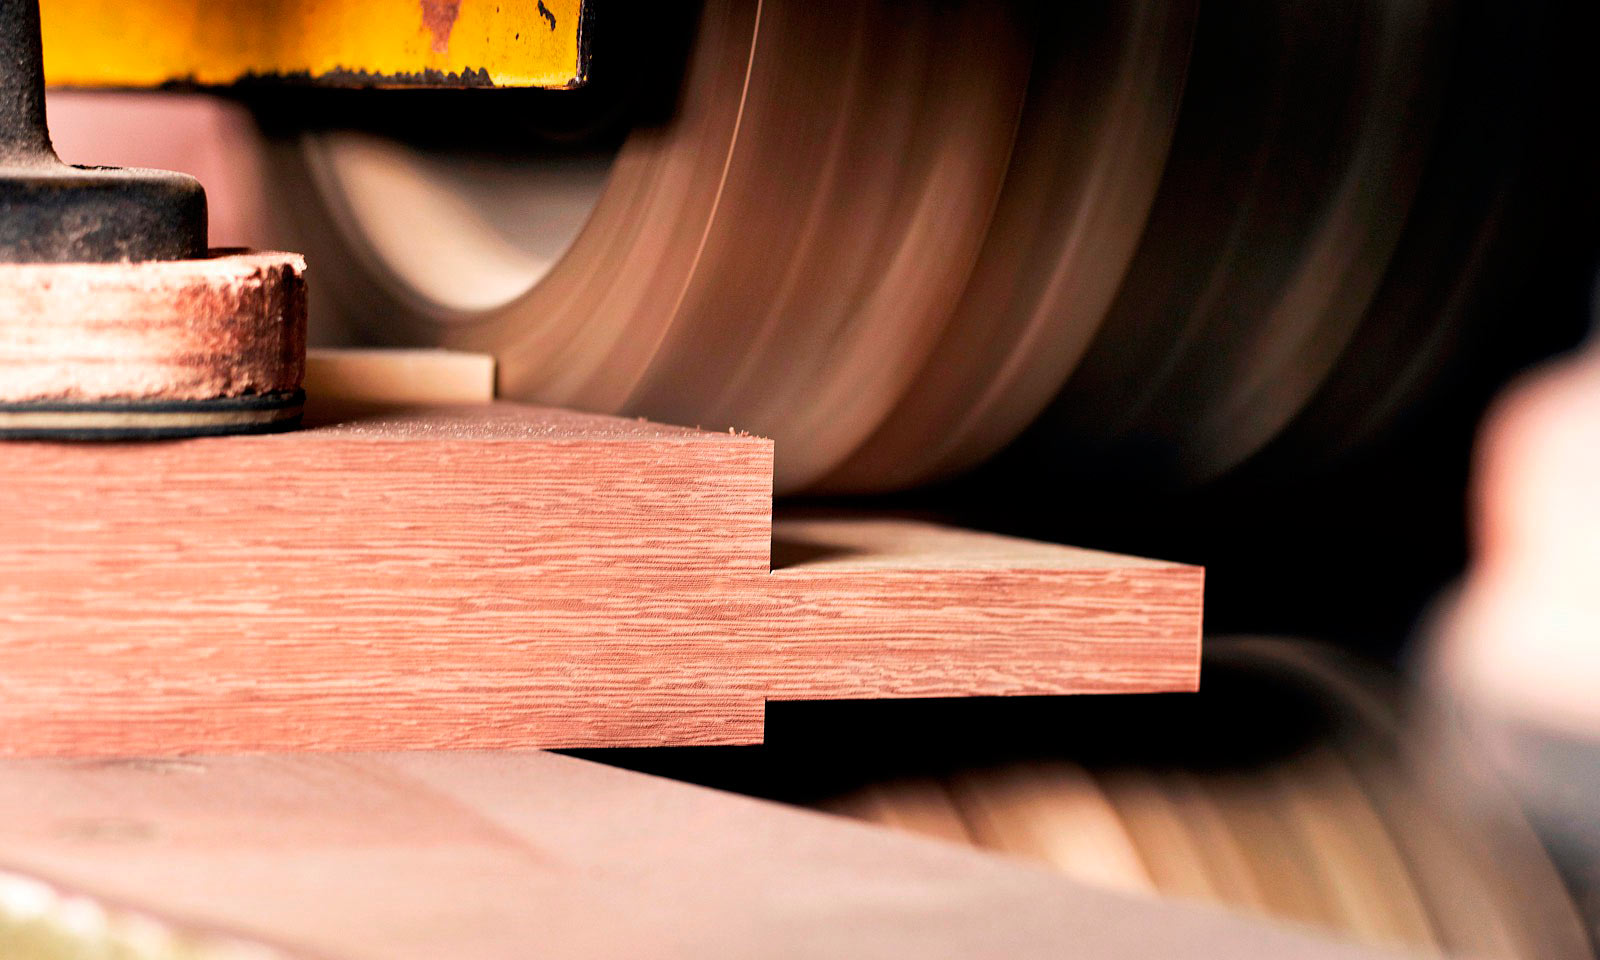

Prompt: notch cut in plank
xmin=0 ymin=402 xmax=1201 ymax=756
xmin=0 ymin=751 xmax=1407 ymax=960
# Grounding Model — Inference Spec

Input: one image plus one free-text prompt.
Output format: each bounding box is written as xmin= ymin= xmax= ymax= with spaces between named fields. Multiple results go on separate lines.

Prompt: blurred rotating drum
xmin=265 ymin=0 xmax=1501 ymax=495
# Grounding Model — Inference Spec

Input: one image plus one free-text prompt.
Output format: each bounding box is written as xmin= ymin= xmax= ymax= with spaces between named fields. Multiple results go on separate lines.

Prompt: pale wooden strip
xmin=303 ymin=348 xmax=495 ymax=422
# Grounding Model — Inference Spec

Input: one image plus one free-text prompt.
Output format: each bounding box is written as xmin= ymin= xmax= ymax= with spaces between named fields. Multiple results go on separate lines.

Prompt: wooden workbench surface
xmin=0 ymin=749 xmax=1400 ymax=960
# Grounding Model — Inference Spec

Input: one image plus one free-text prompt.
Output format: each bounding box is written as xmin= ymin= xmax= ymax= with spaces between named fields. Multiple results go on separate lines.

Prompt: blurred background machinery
xmin=31 ymin=0 xmax=1600 ymax=954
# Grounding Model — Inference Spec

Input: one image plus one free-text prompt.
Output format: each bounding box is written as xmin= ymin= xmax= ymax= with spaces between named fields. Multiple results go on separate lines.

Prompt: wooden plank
xmin=0 ymin=403 xmax=1201 ymax=756
xmin=0 ymin=750 xmax=1405 ymax=960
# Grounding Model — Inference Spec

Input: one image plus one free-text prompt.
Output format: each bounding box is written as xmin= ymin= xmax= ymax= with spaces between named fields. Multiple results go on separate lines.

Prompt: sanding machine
xmin=0 ymin=1 xmax=1596 ymax=957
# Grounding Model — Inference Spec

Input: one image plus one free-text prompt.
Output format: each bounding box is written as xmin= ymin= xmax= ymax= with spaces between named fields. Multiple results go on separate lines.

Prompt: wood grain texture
xmin=0 ymin=750 xmax=1410 ymax=960
xmin=0 ymin=402 xmax=1200 ymax=756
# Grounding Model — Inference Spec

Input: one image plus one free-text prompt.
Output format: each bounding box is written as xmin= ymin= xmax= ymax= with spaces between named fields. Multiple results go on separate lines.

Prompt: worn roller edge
xmin=0 ymin=390 xmax=305 ymax=440
xmin=0 ymin=249 xmax=307 ymax=440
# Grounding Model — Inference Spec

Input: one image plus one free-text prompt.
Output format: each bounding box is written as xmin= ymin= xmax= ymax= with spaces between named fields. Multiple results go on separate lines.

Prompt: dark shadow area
xmin=567 ymin=640 xmax=1372 ymax=807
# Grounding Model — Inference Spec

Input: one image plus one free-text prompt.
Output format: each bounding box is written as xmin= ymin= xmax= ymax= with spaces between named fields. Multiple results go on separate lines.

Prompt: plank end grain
xmin=0 ymin=404 xmax=1200 ymax=756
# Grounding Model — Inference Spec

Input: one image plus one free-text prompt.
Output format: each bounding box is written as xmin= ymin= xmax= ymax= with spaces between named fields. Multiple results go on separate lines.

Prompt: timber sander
xmin=0 ymin=0 xmax=304 ymax=438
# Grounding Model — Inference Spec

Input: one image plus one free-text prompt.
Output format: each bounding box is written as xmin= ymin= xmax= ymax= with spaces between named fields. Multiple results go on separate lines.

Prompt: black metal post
xmin=0 ymin=0 xmax=208 ymax=262
xmin=0 ymin=0 xmax=54 ymax=164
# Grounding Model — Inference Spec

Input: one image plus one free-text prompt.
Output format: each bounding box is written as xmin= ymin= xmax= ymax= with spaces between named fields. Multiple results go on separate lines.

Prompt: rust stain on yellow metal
xmin=40 ymin=0 xmax=585 ymax=88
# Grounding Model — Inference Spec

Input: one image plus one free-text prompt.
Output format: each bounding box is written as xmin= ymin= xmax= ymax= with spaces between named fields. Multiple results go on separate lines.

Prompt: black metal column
xmin=0 ymin=0 xmax=208 ymax=262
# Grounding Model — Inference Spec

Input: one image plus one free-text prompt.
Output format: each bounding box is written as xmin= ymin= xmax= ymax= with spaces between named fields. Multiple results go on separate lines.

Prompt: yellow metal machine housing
xmin=40 ymin=0 xmax=585 ymax=88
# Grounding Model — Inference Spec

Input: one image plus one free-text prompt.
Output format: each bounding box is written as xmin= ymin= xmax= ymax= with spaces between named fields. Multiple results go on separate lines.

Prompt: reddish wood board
xmin=0 ymin=750 xmax=1397 ymax=960
xmin=0 ymin=403 xmax=1201 ymax=756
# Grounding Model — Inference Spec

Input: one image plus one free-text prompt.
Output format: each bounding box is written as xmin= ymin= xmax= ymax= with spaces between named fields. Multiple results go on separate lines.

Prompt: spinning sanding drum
xmin=815 ymin=639 xmax=1596 ymax=960
xmin=274 ymin=0 xmax=1519 ymax=494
